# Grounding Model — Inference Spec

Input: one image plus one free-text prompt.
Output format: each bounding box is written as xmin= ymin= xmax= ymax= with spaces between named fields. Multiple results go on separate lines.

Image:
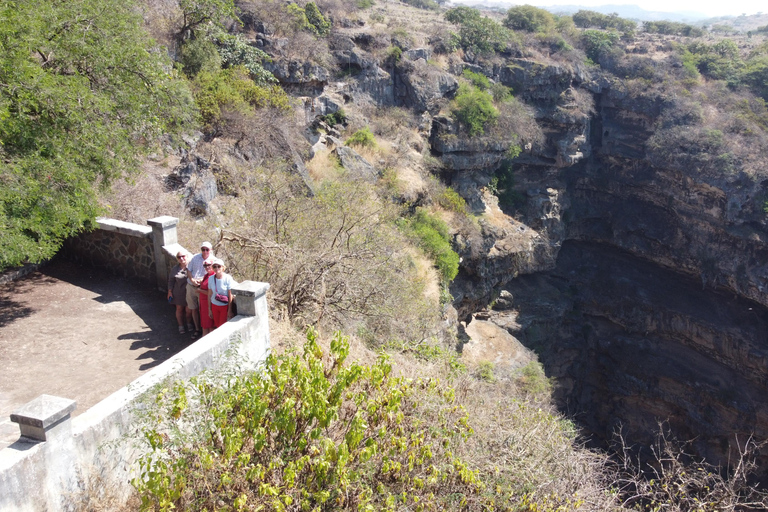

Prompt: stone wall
xmin=60 ymin=215 xmax=181 ymax=291
xmin=0 ymin=281 xmax=270 ymax=511
xmin=62 ymin=218 xmax=156 ymax=282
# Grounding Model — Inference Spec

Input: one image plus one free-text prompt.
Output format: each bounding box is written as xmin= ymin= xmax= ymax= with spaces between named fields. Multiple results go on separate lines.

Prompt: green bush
xmin=345 ymin=126 xmax=376 ymax=148
xmin=490 ymin=160 xmax=524 ymax=210
xmin=133 ymin=329 xmax=485 ymax=511
xmin=581 ymin=29 xmax=621 ymax=63
xmin=304 ymin=2 xmax=331 ymax=36
xmin=320 ymin=109 xmax=347 ymax=127
xmin=477 ymin=361 xmax=496 ymax=382
xmin=504 ymin=5 xmax=555 ymax=33
xmin=286 ymin=2 xmax=331 ymax=36
xmin=211 ymin=30 xmax=276 ymax=86
xmin=402 ymin=0 xmax=439 ymax=10
xmin=517 ymin=361 xmax=552 ymax=397
xmin=444 ymin=6 xmax=481 ymax=25
xmin=490 ymin=82 xmax=513 ymax=102
xmin=408 ymin=208 xmax=460 ymax=283
xmin=192 ymin=66 xmax=290 ymax=128
xmin=385 ymin=45 xmax=402 ymax=62
xmin=180 ymin=37 xmax=222 ymax=76
xmin=450 ymin=84 xmax=498 ymax=136
xmin=461 ymin=68 xmax=490 ymax=90
xmin=437 ymin=187 xmax=468 ymax=214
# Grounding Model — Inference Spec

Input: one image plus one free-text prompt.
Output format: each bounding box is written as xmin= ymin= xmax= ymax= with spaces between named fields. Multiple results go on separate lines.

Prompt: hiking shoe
xmin=178 ymin=325 xmax=186 ymax=334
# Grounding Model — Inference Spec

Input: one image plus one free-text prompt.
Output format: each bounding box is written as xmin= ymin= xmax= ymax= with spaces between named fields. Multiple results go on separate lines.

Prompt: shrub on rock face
xmin=408 ymin=208 xmax=460 ymax=283
xmin=450 ymin=84 xmax=499 ymax=136
xmin=345 ymin=126 xmax=376 ymax=148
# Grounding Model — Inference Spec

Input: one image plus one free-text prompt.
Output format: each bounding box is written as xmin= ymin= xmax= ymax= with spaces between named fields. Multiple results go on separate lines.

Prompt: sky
xmin=513 ymin=0 xmax=765 ymax=17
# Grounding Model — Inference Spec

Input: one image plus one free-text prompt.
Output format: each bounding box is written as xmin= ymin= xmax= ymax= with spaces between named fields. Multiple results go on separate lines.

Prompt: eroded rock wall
xmin=479 ymin=70 xmax=768 ymax=471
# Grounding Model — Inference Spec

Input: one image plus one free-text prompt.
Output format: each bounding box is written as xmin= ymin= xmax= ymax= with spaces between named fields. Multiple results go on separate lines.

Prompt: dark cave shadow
xmin=462 ymin=240 xmax=768 ymax=483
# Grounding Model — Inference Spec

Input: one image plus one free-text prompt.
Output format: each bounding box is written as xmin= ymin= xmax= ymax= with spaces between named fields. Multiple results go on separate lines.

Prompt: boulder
xmin=394 ymin=59 xmax=457 ymax=113
xmin=333 ymin=146 xmax=378 ymax=182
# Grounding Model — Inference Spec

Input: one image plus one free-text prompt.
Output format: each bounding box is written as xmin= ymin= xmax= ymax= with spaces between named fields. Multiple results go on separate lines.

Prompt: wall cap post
xmin=232 ymin=281 xmax=270 ymax=317
xmin=147 ymin=216 xmax=179 ymax=291
xmin=10 ymin=395 xmax=77 ymax=442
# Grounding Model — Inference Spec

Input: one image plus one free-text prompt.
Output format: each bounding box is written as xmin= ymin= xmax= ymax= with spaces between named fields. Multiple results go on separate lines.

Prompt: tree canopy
xmin=0 ymin=0 xmax=195 ymax=269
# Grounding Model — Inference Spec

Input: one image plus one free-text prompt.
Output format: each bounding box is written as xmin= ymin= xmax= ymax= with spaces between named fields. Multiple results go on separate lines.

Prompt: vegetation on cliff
xmin=10 ymin=0 xmax=768 ymax=509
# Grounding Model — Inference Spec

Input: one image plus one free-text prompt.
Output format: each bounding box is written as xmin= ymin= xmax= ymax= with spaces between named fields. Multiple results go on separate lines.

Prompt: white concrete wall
xmin=0 ymin=282 xmax=270 ymax=511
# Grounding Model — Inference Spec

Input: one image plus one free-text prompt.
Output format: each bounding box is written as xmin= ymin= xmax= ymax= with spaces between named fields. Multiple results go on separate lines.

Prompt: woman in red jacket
xmin=198 ymin=258 xmax=215 ymax=337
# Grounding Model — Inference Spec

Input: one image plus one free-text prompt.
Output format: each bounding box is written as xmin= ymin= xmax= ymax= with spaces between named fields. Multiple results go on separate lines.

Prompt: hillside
xmin=5 ymin=0 xmax=768 ymax=509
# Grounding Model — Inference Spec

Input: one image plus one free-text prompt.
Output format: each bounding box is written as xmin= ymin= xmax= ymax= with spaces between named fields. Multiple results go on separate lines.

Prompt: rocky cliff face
xmin=464 ymin=61 xmax=768 ymax=472
xmin=251 ymin=13 xmax=768 ymax=473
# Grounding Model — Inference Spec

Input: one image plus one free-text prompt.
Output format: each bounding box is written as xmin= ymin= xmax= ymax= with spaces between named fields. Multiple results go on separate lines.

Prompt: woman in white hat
xmin=207 ymin=258 xmax=236 ymax=329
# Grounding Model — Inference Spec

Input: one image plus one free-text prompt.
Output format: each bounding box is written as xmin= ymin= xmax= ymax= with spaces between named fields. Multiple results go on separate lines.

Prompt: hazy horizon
xmin=455 ymin=0 xmax=764 ymax=18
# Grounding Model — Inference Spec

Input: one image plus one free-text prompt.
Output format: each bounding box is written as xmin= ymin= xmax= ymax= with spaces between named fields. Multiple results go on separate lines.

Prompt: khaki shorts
xmin=186 ymin=283 xmax=200 ymax=309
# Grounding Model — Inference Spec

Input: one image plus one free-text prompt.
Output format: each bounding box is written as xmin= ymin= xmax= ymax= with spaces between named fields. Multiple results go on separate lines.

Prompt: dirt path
xmin=0 ymin=259 xmax=190 ymax=449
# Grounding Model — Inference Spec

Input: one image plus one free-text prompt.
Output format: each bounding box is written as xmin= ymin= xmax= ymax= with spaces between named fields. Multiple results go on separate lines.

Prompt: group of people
xmin=166 ymin=241 xmax=237 ymax=338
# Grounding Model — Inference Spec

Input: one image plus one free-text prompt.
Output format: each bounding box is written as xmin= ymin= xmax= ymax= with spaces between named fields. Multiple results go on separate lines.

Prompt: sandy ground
xmin=0 ymin=259 xmax=190 ymax=449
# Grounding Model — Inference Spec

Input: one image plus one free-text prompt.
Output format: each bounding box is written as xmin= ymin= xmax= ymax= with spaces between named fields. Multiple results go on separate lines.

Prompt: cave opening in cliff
xmin=493 ymin=240 xmax=768 ymax=478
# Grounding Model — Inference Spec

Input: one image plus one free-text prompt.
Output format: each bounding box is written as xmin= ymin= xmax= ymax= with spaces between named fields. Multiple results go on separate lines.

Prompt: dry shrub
xmin=368 ymin=106 xmax=419 ymax=137
xmin=490 ymin=96 xmax=545 ymax=149
xmin=102 ymin=155 xmax=186 ymax=224
xmin=453 ymin=378 xmax=621 ymax=511
xmin=238 ymin=0 xmax=331 ymax=65
xmin=212 ymin=166 xmax=440 ymax=342
xmin=67 ymin=469 xmax=142 ymax=512
xmin=614 ymin=425 xmax=768 ymax=511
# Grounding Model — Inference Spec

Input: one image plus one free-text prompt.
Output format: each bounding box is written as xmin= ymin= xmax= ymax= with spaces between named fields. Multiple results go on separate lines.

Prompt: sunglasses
xmin=203 ymin=263 xmax=212 ymax=267
xmin=176 ymin=255 xmax=186 ymax=259
xmin=201 ymin=248 xmax=211 ymax=252
xmin=212 ymin=265 xmax=222 ymax=269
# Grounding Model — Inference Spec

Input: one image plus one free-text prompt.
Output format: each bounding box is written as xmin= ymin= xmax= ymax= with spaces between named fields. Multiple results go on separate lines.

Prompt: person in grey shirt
xmin=185 ymin=241 xmax=214 ymax=338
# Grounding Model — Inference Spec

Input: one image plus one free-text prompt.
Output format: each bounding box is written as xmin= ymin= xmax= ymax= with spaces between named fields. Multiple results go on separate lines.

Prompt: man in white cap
xmin=186 ymin=241 xmax=214 ymax=338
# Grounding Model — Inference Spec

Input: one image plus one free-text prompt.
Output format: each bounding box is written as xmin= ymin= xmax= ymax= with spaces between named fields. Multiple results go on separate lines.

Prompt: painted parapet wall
xmin=60 ymin=216 xmax=180 ymax=290
xmin=0 ymin=281 xmax=270 ymax=511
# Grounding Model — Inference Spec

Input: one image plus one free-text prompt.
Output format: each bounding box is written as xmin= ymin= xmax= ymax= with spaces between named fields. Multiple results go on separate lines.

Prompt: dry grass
xmin=102 ymin=154 xmax=185 ymax=224
xmin=306 ymin=147 xmax=344 ymax=182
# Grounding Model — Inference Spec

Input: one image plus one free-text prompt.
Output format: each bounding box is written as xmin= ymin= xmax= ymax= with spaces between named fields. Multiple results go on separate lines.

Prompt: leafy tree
xmin=444 ymin=6 xmax=482 ymax=25
xmin=572 ymin=9 xmax=635 ymax=33
xmin=0 ymin=0 xmax=195 ymax=270
xmin=444 ymin=6 xmax=513 ymax=54
xmin=176 ymin=0 xmax=237 ymax=40
xmin=504 ymin=5 xmax=555 ymax=33
xmin=581 ymin=29 xmax=621 ymax=63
